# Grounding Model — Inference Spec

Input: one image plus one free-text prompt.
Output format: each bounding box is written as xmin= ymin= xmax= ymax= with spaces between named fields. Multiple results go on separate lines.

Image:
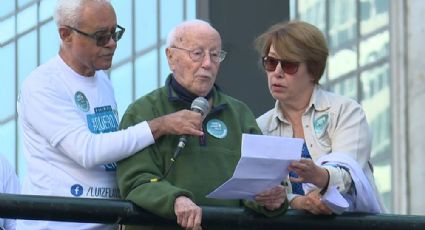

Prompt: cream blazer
xmin=257 ymin=85 xmax=385 ymax=212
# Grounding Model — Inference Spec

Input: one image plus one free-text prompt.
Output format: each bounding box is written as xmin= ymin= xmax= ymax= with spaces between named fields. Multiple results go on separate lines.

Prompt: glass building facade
xmin=0 ymin=0 xmax=196 ymax=180
xmin=291 ymin=0 xmax=391 ymax=210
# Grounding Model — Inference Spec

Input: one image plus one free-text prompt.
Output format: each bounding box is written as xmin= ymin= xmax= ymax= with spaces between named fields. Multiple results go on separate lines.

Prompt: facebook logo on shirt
xmin=70 ymin=184 xmax=84 ymax=197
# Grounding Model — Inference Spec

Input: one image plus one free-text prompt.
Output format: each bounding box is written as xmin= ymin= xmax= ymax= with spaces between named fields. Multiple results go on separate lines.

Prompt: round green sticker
xmin=206 ymin=119 xmax=228 ymax=139
xmin=74 ymin=91 xmax=90 ymax=112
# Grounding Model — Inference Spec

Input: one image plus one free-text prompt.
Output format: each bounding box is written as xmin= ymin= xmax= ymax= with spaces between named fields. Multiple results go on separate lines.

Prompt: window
xmin=135 ymin=50 xmax=159 ymax=98
xmin=0 ymin=43 xmax=16 ymax=121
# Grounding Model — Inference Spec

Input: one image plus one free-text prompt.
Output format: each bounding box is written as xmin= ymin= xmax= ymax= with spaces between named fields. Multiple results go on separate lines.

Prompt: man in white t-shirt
xmin=0 ymin=155 xmax=20 ymax=230
xmin=16 ymin=1 xmax=203 ymax=229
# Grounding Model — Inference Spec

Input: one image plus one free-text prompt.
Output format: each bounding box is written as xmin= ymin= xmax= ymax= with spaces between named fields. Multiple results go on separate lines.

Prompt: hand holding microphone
xmin=174 ymin=97 xmax=209 ymax=159
xmin=147 ymin=97 xmax=208 ymax=140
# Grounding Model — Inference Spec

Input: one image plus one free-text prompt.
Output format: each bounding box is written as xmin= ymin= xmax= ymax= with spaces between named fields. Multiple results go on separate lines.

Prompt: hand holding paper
xmin=206 ymin=134 xmax=303 ymax=200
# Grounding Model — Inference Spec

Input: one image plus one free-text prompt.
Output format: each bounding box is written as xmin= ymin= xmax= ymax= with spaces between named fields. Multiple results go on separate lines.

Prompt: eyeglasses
xmin=66 ymin=25 xmax=125 ymax=47
xmin=171 ymin=46 xmax=227 ymax=63
xmin=262 ymin=56 xmax=300 ymax=74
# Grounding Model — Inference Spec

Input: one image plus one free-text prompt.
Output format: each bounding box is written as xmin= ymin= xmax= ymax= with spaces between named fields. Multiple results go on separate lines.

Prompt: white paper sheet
xmin=206 ymin=133 xmax=303 ymax=200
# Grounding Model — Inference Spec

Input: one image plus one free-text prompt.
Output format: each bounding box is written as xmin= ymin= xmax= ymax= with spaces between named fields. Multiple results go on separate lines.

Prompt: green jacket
xmin=117 ymin=76 xmax=287 ymax=230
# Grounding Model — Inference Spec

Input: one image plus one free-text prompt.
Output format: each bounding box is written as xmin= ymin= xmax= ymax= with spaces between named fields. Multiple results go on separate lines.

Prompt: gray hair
xmin=53 ymin=0 xmax=111 ymax=27
xmin=166 ymin=19 xmax=214 ymax=47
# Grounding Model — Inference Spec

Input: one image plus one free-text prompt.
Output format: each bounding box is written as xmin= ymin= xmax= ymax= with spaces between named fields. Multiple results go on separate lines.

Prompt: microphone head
xmin=191 ymin=97 xmax=209 ymax=116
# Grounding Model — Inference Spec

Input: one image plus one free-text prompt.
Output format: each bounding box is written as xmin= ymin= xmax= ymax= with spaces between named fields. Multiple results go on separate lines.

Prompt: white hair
xmin=53 ymin=0 xmax=111 ymax=27
xmin=166 ymin=19 xmax=214 ymax=47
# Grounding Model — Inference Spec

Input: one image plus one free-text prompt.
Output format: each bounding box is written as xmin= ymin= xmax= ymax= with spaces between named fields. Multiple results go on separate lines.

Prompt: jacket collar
xmin=167 ymin=74 xmax=214 ymax=107
xmin=309 ymin=85 xmax=332 ymax=112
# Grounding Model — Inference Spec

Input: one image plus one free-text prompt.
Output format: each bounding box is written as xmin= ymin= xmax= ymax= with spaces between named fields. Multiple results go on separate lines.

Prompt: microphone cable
xmin=135 ymin=97 xmax=208 ymax=185
xmin=148 ymin=136 xmax=186 ymax=183
xmin=130 ymin=135 xmax=187 ymax=190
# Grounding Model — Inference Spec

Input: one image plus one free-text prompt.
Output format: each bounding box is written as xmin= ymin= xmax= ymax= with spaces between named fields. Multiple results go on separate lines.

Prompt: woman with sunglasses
xmin=254 ymin=20 xmax=385 ymax=214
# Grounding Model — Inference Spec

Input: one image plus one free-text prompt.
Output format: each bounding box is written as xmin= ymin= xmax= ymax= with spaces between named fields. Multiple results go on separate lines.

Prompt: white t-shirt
xmin=16 ymin=55 xmax=154 ymax=230
xmin=0 ymin=155 xmax=20 ymax=230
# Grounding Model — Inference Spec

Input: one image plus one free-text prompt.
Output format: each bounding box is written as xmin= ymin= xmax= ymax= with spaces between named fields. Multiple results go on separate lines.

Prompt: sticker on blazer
xmin=74 ymin=91 xmax=90 ymax=112
xmin=313 ymin=114 xmax=329 ymax=136
xmin=206 ymin=119 xmax=228 ymax=139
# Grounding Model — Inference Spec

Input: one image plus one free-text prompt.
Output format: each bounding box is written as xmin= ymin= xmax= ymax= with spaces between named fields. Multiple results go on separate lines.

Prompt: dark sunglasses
xmin=66 ymin=25 xmax=125 ymax=47
xmin=262 ymin=56 xmax=300 ymax=74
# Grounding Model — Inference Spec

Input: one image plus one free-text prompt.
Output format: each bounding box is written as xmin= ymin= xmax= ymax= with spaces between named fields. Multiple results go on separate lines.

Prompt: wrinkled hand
xmin=254 ymin=185 xmax=286 ymax=211
xmin=149 ymin=110 xmax=203 ymax=140
xmin=174 ymin=196 xmax=202 ymax=230
xmin=290 ymin=189 xmax=333 ymax=215
xmin=288 ymin=159 xmax=329 ymax=188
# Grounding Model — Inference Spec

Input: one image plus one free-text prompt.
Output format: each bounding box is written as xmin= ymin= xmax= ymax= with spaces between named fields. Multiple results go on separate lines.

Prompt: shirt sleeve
xmin=330 ymin=100 xmax=372 ymax=171
xmin=322 ymin=165 xmax=353 ymax=193
xmin=19 ymin=72 xmax=155 ymax=169
xmin=325 ymin=100 xmax=372 ymax=193
xmin=57 ymin=121 xmax=154 ymax=168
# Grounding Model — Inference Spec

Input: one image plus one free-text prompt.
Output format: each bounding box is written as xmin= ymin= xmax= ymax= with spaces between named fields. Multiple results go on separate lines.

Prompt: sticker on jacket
xmin=313 ymin=114 xmax=329 ymax=136
xmin=206 ymin=119 xmax=228 ymax=139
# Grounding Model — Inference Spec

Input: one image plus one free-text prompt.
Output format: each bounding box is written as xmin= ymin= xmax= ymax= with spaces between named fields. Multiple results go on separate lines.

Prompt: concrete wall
xmin=391 ymin=0 xmax=425 ymax=215
xmin=406 ymin=0 xmax=425 ymax=215
xmin=197 ymin=0 xmax=290 ymax=117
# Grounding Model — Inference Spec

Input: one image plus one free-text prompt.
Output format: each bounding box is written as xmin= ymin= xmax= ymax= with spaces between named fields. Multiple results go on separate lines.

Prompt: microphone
xmin=173 ymin=97 xmax=209 ymax=159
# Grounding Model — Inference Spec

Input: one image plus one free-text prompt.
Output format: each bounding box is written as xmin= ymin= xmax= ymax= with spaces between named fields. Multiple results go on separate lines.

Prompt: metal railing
xmin=1 ymin=193 xmax=424 ymax=229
